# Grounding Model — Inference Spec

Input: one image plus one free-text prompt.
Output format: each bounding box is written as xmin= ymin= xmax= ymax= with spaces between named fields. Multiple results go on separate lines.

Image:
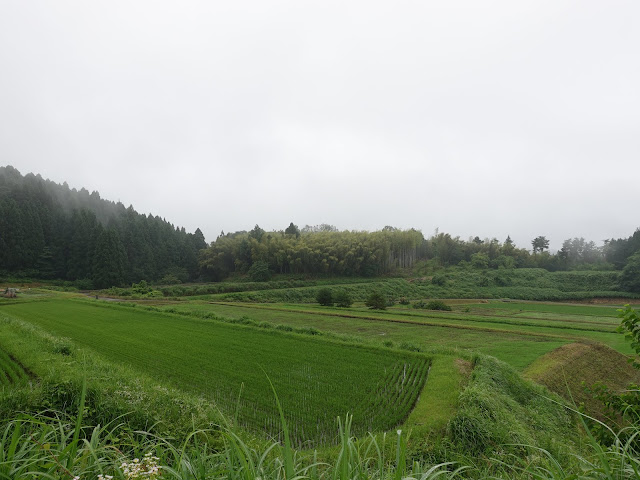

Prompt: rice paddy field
xmin=152 ymin=298 xmax=629 ymax=370
xmin=0 ymin=297 xmax=430 ymax=446
xmin=0 ymin=283 xmax=634 ymax=450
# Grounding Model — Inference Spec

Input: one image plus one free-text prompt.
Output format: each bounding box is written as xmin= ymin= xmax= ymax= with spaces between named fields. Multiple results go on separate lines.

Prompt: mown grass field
xmin=0 ymin=297 xmax=430 ymax=446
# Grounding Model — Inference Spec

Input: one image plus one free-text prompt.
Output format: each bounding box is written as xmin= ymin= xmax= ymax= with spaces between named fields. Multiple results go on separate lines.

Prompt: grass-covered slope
xmin=166 ymin=268 xmax=637 ymax=303
xmin=447 ymin=354 xmax=577 ymax=459
xmin=524 ymin=342 xmax=640 ymax=421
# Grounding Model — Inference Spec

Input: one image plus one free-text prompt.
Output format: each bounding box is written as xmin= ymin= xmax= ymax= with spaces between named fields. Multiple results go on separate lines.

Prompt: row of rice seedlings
xmin=215 ymin=356 xmax=431 ymax=447
xmin=354 ymin=359 xmax=430 ymax=432
xmin=0 ymin=348 xmax=29 ymax=386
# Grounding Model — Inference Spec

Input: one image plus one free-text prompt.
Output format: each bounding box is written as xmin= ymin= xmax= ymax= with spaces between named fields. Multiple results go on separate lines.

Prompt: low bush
xmin=425 ymin=300 xmax=452 ymax=311
xmin=247 ymin=261 xmax=272 ymax=282
xmin=365 ymin=292 xmax=386 ymax=310
xmin=316 ymin=287 xmax=333 ymax=306
xmin=333 ymin=289 xmax=353 ymax=307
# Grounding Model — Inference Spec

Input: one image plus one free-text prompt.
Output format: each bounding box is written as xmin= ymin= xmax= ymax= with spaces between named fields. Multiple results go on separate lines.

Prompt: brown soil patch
xmin=454 ymin=358 xmax=473 ymax=378
xmin=580 ymin=298 xmax=640 ymax=305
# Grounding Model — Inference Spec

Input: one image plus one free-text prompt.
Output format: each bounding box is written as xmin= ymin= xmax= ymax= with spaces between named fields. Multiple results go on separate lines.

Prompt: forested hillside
xmin=3 ymin=166 xmax=640 ymax=292
xmin=200 ymin=224 xmax=640 ymax=292
xmin=0 ymin=166 xmax=206 ymax=287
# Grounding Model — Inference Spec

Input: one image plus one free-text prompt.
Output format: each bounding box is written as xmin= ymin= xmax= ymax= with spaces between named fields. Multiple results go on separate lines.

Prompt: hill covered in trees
xmin=200 ymin=224 xmax=640 ymax=292
xmin=0 ymin=166 xmax=206 ymax=287
xmin=3 ymin=166 xmax=640 ymax=292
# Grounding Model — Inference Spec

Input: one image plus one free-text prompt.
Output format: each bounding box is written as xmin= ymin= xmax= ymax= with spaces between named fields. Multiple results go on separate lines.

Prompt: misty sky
xmin=1 ymin=1 xmax=638 ymax=250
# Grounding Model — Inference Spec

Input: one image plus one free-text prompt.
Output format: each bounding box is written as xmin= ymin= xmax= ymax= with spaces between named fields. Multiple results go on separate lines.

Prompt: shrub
xmin=316 ymin=288 xmax=333 ymax=306
xmin=398 ymin=296 xmax=410 ymax=305
xmin=131 ymin=280 xmax=152 ymax=295
xmin=365 ymin=292 xmax=386 ymax=310
xmin=620 ymin=254 xmax=640 ymax=293
xmin=247 ymin=261 xmax=272 ymax=282
xmin=471 ymin=252 xmax=489 ymax=269
xmin=425 ymin=300 xmax=452 ymax=311
xmin=74 ymin=278 xmax=95 ymax=290
xmin=431 ymin=274 xmax=446 ymax=286
xmin=160 ymin=273 xmax=181 ymax=284
xmin=333 ymin=289 xmax=353 ymax=307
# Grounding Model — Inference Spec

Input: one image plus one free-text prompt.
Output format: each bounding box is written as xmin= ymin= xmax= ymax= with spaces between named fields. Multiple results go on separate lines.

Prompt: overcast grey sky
xmin=1 ymin=1 xmax=638 ymax=250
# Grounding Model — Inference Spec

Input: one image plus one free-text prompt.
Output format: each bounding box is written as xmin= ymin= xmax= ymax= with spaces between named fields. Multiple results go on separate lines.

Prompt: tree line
xmin=200 ymin=225 xmax=640 ymax=292
xmin=3 ymin=166 xmax=640 ymax=292
xmin=0 ymin=166 xmax=206 ymax=288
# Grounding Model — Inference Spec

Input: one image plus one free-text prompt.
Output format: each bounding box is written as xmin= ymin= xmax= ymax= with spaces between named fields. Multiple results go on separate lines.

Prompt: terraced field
xmin=0 ymin=298 xmax=430 ymax=446
xmin=154 ymin=300 xmax=629 ymax=370
xmin=1 ymin=289 xmax=633 ymax=449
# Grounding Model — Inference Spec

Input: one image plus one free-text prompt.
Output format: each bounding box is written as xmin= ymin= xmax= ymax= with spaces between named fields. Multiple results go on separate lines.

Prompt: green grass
xmin=153 ymin=300 xmax=633 ymax=370
xmin=473 ymin=300 xmax=623 ymax=317
xmin=0 ymin=298 xmax=430 ymax=447
xmin=405 ymin=355 xmax=468 ymax=436
xmin=2 ymin=291 xmax=630 ymax=477
xmin=0 ymin=349 xmax=595 ymax=480
xmin=166 ymin=268 xmax=637 ymax=304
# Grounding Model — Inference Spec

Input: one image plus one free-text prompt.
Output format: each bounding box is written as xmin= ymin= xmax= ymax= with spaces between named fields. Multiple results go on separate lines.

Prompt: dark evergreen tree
xmin=0 ymin=166 xmax=207 ymax=284
xmin=92 ymin=229 xmax=127 ymax=289
xmin=284 ymin=222 xmax=300 ymax=238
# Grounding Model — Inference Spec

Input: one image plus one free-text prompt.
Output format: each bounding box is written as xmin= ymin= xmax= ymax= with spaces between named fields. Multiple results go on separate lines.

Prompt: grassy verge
xmin=406 ymin=355 xmax=470 ymax=436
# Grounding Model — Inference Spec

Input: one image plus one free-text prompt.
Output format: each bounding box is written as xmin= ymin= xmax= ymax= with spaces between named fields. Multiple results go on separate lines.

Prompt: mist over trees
xmin=3 ymin=166 xmax=640 ymax=292
xmin=0 ymin=166 xmax=206 ymax=287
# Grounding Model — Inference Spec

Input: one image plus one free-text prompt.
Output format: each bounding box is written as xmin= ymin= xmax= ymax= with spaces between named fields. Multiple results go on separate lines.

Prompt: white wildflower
xmin=120 ymin=451 xmax=162 ymax=479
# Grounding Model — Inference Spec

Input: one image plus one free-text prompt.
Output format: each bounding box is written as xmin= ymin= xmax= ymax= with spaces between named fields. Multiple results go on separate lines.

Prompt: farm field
xmin=0 ymin=297 xmax=430 ymax=446
xmin=152 ymin=299 xmax=630 ymax=370
xmin=0 ymin=285 xmax=637 ymax=479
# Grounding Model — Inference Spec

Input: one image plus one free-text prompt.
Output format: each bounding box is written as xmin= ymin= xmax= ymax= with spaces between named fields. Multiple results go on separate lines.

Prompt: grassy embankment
xmin=151 ymin=268 xmax=638 ymax=303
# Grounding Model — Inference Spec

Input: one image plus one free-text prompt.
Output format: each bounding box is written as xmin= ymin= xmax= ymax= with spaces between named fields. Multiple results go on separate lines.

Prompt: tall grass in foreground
xmin=0 ymin=411 xmax=470 ymax=480
xmin=3 ymin=406 xmax=640 ymax=479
